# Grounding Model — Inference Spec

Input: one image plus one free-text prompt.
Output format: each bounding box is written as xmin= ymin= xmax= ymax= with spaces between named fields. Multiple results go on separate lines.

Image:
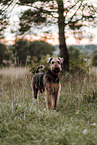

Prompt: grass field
xmin=0 ymin=67 xmax=97 ymax=145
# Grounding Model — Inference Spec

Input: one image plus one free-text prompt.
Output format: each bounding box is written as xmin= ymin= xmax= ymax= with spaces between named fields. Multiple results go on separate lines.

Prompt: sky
xmin=3 ymin=1 xmax=97 ymax=46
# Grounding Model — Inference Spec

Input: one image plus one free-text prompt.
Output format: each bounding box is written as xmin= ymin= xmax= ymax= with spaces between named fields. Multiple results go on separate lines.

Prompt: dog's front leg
xmin=45 ymin=90 xmax=52 ymax=109
xmin=52 ymin=83 xmax=60 ymax=109
xmin=51 ymin=91 xmax=59 ymax=110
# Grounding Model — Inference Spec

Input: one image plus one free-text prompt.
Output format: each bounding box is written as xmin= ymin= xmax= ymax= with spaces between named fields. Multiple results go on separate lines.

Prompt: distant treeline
xmin=55 ymin=44 xmax=97 ymax=56
xmin=1 ymin=40 xmax=97 ymax=68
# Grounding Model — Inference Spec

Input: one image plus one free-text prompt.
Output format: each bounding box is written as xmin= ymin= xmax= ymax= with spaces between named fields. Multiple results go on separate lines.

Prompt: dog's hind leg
xmin=32 ymin=88 xmax=39 ymax=103
xmin=34 ymin=89 xmax=38 ymax=99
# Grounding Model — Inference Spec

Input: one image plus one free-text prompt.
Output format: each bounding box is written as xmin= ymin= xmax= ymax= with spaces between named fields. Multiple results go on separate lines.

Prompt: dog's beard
xmin=52 ymin=67 xmax=60 ymax=74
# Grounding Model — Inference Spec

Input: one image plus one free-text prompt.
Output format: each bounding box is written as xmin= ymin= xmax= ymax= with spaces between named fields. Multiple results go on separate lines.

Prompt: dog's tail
xmin=35 ymin=65 xmax=45 ymax=73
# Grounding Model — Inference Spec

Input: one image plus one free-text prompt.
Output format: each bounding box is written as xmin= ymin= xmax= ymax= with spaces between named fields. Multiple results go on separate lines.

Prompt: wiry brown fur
xmin=44 ymin=82 xmax=61 ymax=109
xmin=31 ymin=57 xmax=63 ymax=110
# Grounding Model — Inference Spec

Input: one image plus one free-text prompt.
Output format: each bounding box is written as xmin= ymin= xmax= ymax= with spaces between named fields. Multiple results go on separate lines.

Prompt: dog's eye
xmin=52 ymin=61 xmax=55 ymax=64
xmin=57 ymin=61 xmax=60 ymax=64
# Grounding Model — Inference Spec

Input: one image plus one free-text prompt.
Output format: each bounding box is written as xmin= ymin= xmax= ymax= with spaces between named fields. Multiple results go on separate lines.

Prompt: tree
xmin=29 ymin=41 xmax=55 ymax=61
xmin=13 ymin=39 xmax=30 ymax=66
xmin=13 ymin=39 xmax=55 ymax=66
xmin=0 ymin=43 xmax=9 ymax=66
xmin=0 ymin=1 xmax=9 ymax=39
xmin=1 ymin=0 xmax=97 ymax=70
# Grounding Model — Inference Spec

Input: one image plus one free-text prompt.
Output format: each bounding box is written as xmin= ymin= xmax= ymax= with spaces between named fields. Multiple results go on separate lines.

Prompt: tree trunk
xmin=57 ymin=0 xmax=69 ymax=71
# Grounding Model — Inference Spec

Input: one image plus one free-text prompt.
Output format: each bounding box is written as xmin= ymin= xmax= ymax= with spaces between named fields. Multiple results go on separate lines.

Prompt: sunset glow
xmin=3 ymin=32 xmax=97 ymax=46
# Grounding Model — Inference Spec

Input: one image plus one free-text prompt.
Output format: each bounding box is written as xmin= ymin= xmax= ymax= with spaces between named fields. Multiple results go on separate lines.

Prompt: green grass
xmin=0 ymin=67 xmax=97 ymax=145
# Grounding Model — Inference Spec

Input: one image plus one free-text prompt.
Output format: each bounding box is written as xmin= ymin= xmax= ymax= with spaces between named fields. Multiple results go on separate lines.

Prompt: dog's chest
xmin=45 ymin=82 xmax=59 ymax=94
xmin=45 ymin=71 xmax=59 ymax=84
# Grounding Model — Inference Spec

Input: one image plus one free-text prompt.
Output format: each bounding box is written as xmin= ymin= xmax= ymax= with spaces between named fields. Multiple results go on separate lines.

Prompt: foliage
xmin=0 ymin=9 xmax=9 ymax=39
xmin=13 ymin=39 xmax=30 ymax=66
xmin=29 ymin=53 xmax=89 ymax=78
xmin=72 ymin=44 xmax=97 ymax=57
xmin=30 ymin=52 xmax=89 ymax=75
xmin=19 ymin=8 xmax=50 ymax=34
xmin=1 ymin=0 xmax=97 ymax=70
xmin=91 ymin=53 xmax=97 ymax=67
xmin=0 ymin=67 xmax=97 ymax=144
xmin=0 ymin=43 xmax=10 ymax=66
xmin=67 ymin=46 xmax=89 ymax=74
xmin=68 ymin=46 xmax=81 ymax=59
xmin=13 ymin=39 xmax=55 ymax=66
xmin=16 ymin=0 xmax=97 ymax=36
xmin=29 ymin=41 xmax=55 ymax=61
xmin=69 ymin=56 xmax=89 ymax=74
xmin=30 ymin=54 xmax=50 ymax=74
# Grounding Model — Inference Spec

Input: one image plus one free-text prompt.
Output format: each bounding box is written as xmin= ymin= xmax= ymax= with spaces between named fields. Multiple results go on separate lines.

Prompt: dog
xmin=31 ymin=57 xmax=63 ymax=110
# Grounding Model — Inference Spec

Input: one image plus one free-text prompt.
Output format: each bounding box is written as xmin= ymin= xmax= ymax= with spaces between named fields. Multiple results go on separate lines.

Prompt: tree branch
xmin=66 ymin=15 xmax=97 ymax=28
xmin=65 ymin=0 xmax=83 ymax=16
xmin=66 ymin=1 xmax=83 ymax=25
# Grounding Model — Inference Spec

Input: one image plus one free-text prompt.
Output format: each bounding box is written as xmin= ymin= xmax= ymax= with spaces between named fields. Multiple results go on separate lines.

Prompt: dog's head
xmin=47 ymin=57 xmax=64 ymax=74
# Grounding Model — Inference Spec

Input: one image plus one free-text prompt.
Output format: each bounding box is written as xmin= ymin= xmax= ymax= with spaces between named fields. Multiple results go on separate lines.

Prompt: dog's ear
xmin=58 ymin=57 xmax=64 ymax=64
xmin=47 ymin=57 xmax=53 ymax=63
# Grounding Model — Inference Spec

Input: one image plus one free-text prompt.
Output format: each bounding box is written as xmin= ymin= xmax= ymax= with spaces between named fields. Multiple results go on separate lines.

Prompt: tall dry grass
xmin=0 ymin=67 xmax=28 ymax=79
xmin=0 ymin=67 xmax=97 ymax=145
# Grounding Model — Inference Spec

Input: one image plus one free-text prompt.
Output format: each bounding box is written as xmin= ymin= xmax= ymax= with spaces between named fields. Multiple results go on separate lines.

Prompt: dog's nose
xmin=54 ymin=67 xmax=60 ymax=73
xmin=55 ymin=67 xmax=59 ymax=70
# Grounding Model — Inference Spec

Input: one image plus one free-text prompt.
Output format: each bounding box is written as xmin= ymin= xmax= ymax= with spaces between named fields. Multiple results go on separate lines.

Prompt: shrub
xmin=69 ymin=55 xmax=89 ymax=74
xmin=68 ymin=46 xmax=81 ymax=59
xmin=30 ymin=54 xmax=50 ymax=74
xmin=67 ymin=46 xmax=89 ymax=74
xmin=91 ymin=53 xmax=97 ymax=67
xmin=29 ymin=54 xmax=89 ymax=76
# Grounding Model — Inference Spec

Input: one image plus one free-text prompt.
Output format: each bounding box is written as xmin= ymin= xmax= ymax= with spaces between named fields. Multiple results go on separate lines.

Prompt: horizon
xmin=2 ymin=33 xmax=97 ymax=46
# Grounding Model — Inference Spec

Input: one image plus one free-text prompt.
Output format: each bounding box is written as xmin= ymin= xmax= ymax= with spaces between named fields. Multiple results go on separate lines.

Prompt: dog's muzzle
xmin=53 ymin=67 xmax=60 ymax=73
